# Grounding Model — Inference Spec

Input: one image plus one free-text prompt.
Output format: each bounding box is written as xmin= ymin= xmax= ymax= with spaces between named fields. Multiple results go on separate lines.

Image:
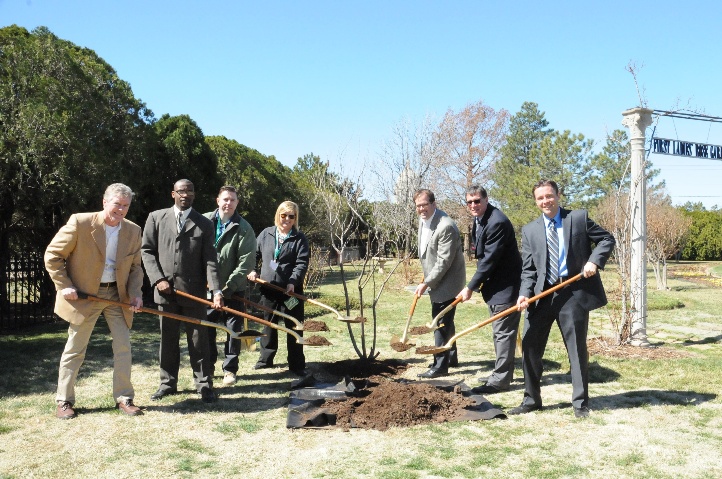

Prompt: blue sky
xmin=3 ymin=0 xmax=721 ymax=207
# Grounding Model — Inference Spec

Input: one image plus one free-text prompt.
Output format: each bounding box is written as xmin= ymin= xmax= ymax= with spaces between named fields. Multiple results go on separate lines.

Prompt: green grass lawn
xmin=1 ymin=261 xmax=720 ymax=479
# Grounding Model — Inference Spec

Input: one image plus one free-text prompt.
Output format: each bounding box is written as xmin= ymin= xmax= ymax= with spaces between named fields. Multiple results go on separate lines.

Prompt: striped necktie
xmin=177 ymin=211 xmax=183 ymax=233
xmin=546 ymin=220 xmax=559 ymax=284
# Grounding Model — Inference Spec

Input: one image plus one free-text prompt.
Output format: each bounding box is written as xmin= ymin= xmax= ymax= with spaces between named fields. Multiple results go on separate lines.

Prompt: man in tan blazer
xmin=413 ymin=189 xmax=466 ymax=379
xmin=45 ymin=183 xmax=144 ymax=419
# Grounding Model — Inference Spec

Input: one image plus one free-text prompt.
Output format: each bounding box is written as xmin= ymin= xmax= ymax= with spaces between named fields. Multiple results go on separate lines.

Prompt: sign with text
xmin=652 ymin=137 xmax=722 ymax=160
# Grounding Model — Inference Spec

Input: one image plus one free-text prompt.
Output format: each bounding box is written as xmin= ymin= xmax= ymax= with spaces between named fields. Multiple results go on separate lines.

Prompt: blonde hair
xmin=274 ymin=200 xmax=300 ymax=229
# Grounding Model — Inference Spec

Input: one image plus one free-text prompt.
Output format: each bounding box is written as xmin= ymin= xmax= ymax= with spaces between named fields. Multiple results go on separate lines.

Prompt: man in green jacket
xmin=205 ymin=186 xmax=257 ymax=385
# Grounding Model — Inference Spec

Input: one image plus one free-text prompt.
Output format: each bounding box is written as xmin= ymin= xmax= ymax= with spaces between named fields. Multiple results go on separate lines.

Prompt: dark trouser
xmin=431 ymin=297 xmax=458 ymax=372
xmin=256 ymin=295 xmax=305 ymax=371
xmin=486 ymin=302 xmax=521 ymax=389
xmin=520 ymin=287 xmax=589 ymax=409
xmin=158 ymin=301 xmax=213 ymax=393
xmin=208 ymin=297 xmax=244 ymax=374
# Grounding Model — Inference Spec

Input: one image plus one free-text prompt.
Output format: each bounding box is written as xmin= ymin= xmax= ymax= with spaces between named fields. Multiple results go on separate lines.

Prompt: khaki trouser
xmin=56 ymin=284 xmax=134 ymax=404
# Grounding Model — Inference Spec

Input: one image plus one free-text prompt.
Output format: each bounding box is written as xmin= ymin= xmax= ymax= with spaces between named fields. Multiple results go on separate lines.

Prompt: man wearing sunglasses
xmin=457 ymin=184 xmax=522 ymax=395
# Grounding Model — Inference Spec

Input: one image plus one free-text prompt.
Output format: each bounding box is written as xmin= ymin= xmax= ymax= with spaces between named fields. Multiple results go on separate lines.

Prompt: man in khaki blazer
xmin=413 ymin=189 xmax=466 ymax=379
xmin=45 ymin=183 xmax=144 ymax=419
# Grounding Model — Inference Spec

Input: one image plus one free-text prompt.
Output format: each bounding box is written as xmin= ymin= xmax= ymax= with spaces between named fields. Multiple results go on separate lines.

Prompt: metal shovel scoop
xmin=232 ymin=294 xmax=304 ymax=331
xmin=426 ymin=296 xmax=464 ymax=330
xmin=76 ymin=292 xmax=263 ymax=340
xmin=174 ymin=289 xmax=330 ymax=347
xmin=250 ymin=277 xmax=365 ymax=323
xmin=390 ymin=294 xmax=420 ymax=352
xmin=416 ymin=274 xmax=583 ymax=355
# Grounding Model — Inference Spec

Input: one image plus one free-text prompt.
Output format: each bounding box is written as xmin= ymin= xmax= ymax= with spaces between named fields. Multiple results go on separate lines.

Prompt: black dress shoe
xmin=507 ymin=403 xmax=542 ymax=415
xmin=290 ymin=368 xmax=309 ymax=377
xmin=574 ymin=406 xmax=590 ymax=418
xmin=150 ymin=388 xmax=177 ymax=401
xmin=471 ymin=383 xmax=506 ymax=395
xmin=200 ymin=387 xmax=217 ymax=403
xmin=417 ymin=369 xmax=448 ymax=379
xmin=253 ymin=362 xmax=273 ymax=370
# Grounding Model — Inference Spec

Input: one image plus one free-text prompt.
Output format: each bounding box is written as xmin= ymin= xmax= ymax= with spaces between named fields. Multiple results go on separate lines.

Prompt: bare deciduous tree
xmin=646 ymin=194 xmax=692 ymax=290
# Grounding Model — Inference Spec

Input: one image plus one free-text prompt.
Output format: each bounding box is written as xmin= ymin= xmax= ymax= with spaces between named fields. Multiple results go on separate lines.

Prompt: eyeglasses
xmin=174 ymin=190 xmax=195 ymax=196
xmin=466 ymin=198 xmax=482 ymax=205
xmin=280 ymin=213 xmax=296 ymax=220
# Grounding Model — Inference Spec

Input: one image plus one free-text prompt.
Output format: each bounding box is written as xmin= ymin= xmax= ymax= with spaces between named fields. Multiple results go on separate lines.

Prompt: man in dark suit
xmin=456 ymin=184 xmax=522 ymax=394
xmin=511 ymin=179 xmax=615 ymax=418
xmin=413 ymin=189 xmax=466 ymax=379
xmin=142 ymin=179 xmax=223 ymax=403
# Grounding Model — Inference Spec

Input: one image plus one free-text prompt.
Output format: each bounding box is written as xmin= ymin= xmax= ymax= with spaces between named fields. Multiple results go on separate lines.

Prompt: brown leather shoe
xmin=56 ymin=401 xmax=77 ymax=419
xmin=116 ymin=399 xmax=143 ymax=416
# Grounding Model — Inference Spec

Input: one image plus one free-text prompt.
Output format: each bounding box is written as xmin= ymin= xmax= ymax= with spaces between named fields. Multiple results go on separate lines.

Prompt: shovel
xmin=390 ymin=293 xmax=420 ymax=349
xmin=174 ymin=289 xmax=329 ymax=347
xmin=231 ymin=294 xmax=304 ymax=331
xmin=416 ymin=274 xmax=583 ymax=355
xmin=249 ymin=277 xmax=365 ymax=323
xmin=76 ymin=292 xmax=263 ymax=340
xmin=426 ymin=296 xmax=464 ymax=330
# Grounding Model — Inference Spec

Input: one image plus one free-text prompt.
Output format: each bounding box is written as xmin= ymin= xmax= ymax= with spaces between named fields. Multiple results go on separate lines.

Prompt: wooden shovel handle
xmin=174 ymin=289 xmax=302 ymax=341
xmin=455 ymin=274 xmax=584 ymax=342
xmin=249 ymin=277 xmax=343 ymax=316
xmin=77 ymin=292 xmax=203 ymax=327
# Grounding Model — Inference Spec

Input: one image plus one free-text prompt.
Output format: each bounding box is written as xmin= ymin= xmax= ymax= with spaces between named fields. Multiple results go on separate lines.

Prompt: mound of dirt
xmin=303 ymin=320 xmax=329 ymax=332
xmin=322 ymin=380 xmax=476 ymax=430
xmin=408 ymin=326 xmax=433 ymax=335
xmin=304 ymin=335 xmax=332 ymax=346
xmin=390 ymin=341 xmax=415 ymax=352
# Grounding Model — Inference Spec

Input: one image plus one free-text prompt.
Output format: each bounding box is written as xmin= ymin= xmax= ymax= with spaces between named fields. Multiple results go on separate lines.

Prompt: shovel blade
xmin=415 ymin=345 xmax=451 ymax=355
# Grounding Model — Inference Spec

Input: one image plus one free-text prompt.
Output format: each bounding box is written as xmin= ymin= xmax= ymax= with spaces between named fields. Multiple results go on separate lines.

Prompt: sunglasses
xmin=466 ymin=199 xmax=482 ymax=205
xmin=280 ymin=213 xmax=296 ymax=220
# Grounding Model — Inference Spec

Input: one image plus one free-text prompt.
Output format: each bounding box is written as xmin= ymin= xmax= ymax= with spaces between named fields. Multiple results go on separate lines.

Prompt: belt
xmin=99 ymin=281 xmax=117 ymax=287
xmin=546 ymin=276 xmax=568 ymax=287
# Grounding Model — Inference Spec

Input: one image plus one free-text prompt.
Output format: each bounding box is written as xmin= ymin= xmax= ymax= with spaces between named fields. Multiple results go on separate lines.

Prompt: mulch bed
xmin=588 ymin=337 xmax=693 ymax=359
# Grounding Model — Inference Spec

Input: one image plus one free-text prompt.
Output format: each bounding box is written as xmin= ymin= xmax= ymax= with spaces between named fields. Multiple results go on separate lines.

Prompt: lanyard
xmin=274 ymin=230 xmax=290 ymax=260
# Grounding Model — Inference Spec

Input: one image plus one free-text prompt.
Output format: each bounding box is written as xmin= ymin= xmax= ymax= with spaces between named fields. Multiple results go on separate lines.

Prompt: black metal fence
xmin=0 ymin=250 xmax=57 ymax=332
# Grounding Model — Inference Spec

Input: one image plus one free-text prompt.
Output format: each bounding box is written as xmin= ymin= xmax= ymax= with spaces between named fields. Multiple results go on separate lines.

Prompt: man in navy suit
xmin=457 ymin=184 xmax=522 ymax=394
xmin=142 ymin=179 xmax=223 ymax=403
xmin=511 ymin=179 xmax=615 ymax=418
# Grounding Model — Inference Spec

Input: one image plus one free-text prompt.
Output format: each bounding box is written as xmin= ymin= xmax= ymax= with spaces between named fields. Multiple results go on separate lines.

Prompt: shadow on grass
xmin=683 ymin=334 xmax=722 ymax=345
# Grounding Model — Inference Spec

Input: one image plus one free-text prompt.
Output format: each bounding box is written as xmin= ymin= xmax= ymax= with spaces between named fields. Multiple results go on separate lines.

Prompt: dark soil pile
xmin=303 ymin=320 xmax=329 ymax=332
xmin=390 ymin=341 xmax=414 ymax=352
xmin=304 ymin=335 xmax=332 ymax=346
xmin=408 ymin=325 xmax=433 ymax=335
xmin=322 ymin=380 xmax=475 ymax=430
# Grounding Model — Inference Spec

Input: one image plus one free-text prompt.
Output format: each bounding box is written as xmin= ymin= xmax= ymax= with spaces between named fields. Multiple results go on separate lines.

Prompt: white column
xmin=622 ymin=108 xmax=653 ymax=347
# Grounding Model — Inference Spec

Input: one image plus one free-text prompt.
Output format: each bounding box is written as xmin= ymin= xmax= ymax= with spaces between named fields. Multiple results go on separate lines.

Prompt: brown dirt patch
xmin=390 ymin=341 xmax=414 ymax=352
xmin=415 ymin=345 xmax=442 ymax=354
xmin=303 ymin=320 xmax=329 ymax=332
xmin=588 ymin=337 xmax=693 ymax=359
xmin=321 ymin=380 xmax=475 ymax=430
xmin=408 ymin=325 xmax=433 ymax=335
xmin=304 ymin=335 xmax=332 ymax=346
